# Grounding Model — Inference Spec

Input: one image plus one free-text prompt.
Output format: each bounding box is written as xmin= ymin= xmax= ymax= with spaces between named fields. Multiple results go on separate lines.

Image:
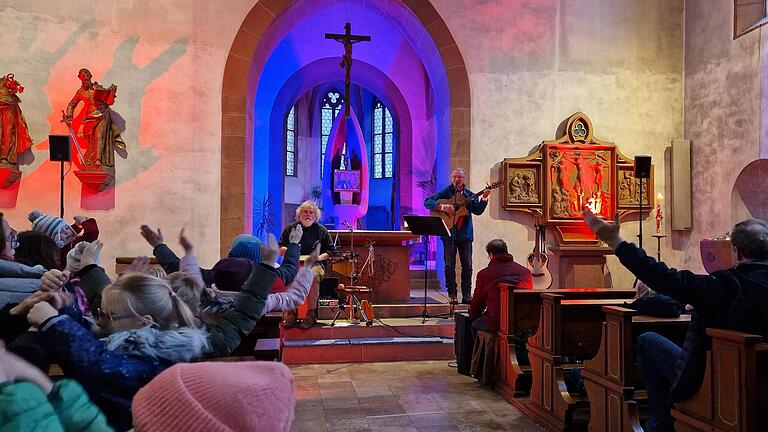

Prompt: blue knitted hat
xmin=28 ymin=210 xmax=68 ymax=242
xmin=228 ymin=234 xmax=262 ymax=264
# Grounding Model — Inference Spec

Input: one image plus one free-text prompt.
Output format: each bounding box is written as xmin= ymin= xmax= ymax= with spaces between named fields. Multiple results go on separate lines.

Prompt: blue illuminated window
xmin=372 ymin=99 xmax=394 ymax=178
xmin=285 ymin=105 xmax=297 ymax=176
xmin=321 ymin=89 xmax=344 ymax=178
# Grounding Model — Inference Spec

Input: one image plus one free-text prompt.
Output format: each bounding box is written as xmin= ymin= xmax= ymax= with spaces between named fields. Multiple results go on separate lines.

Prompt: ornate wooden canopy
xmin=501 ymin=112 xmax=653 ymax=244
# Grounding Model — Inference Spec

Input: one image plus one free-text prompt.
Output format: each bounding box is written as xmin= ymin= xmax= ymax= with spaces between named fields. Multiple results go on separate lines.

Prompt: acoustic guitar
xmin=526 ymin=222 xmax=553 ymax=289
xmin=431 ymin=180 xmax=503 ymax=230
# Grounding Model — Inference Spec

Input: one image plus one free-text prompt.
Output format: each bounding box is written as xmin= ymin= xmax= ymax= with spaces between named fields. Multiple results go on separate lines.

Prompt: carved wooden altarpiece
xmin=502 ymin=112 xmax=654 ymax=246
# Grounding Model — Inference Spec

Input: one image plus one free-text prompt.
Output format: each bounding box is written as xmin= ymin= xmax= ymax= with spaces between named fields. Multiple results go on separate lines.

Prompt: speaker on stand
xmin=633 ymin=155 xmax=652 ymax=249
xmin=49 ymin=135 xmax=71 ymax=219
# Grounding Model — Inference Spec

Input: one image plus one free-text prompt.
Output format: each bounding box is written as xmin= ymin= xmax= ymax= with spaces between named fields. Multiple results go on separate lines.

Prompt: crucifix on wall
xmin=325 ymin=22 xmax=371 ymax=118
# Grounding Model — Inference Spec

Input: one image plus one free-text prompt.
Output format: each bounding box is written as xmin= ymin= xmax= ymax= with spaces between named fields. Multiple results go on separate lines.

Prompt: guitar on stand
xmin=526 ymin=219 xmax=553 ymax=289
xmin=430 ymin=180 xmax=503 ymax=230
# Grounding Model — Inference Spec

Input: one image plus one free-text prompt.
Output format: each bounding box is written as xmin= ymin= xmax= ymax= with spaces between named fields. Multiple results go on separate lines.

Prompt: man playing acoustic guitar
xmin=424 ymin=168 xmax=491 ymax=304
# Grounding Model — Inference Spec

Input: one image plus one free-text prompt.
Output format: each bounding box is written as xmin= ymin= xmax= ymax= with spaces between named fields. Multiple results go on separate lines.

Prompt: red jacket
xmin=469 ymin=253 xmax=533 ymax=332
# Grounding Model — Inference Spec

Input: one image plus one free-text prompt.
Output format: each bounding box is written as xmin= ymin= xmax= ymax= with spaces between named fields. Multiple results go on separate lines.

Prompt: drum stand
xmin=330 ymin=223 xmax=374 ymax=327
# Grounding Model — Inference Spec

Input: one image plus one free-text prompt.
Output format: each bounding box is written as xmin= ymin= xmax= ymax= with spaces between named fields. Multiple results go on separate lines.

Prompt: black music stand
xmin=404 ymin=215 xmax=450 ymax=323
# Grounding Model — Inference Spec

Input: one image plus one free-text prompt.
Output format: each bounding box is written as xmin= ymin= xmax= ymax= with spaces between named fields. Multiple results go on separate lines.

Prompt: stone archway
xmin=220 ymin=0 xmax=470 ymax=253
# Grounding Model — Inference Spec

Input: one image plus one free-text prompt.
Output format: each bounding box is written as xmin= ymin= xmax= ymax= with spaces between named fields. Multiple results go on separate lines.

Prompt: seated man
xmin=468 ymin=239 xmax=532 ymax=338
xmin=584 ymin=211 xmax=768 ymax=432
xmin=279 ymin=200 xmax=335 ymax=328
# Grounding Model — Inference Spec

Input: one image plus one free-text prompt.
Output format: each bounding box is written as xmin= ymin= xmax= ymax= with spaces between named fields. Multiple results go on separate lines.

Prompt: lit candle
xmin=655 ymin=193 xmax=664 ymax=234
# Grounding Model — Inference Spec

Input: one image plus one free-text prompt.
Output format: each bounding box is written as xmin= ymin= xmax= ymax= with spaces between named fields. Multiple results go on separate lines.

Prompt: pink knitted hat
xmin=132 ymin=361 xmax=295 ymax=432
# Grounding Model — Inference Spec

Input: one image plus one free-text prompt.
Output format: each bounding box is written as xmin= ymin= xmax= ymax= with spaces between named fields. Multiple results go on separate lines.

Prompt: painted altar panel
xmin=503 ymin=162 xmax=542 ymax=208
xmin=544 ymin=144 xmax=616 ymax=222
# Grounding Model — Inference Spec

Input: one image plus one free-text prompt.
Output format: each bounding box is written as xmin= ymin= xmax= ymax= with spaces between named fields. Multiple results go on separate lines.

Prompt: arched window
xmin=372 ymin=99 xmax=394 ymax=179
xmin=320 ymin=89 xmax=344 ymax=178
xmin=285 ymin=105 xmax=297 ymax=176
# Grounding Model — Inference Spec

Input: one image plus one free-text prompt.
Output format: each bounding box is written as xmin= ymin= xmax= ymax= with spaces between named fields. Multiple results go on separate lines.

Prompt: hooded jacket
xmin=39 ymin=314 xmax=207 ymax=431
xmin=0 ymin=260 xmax=44 ymax=306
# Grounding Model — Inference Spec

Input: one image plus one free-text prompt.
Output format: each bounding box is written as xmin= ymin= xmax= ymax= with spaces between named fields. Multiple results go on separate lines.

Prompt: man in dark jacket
xmin=584 ymin=211 xmax=768 ymax=432
xmin=424 ymin=168 xmax=490 ymax=304
xmin=468 ymin=239 xmax=532 ymax=338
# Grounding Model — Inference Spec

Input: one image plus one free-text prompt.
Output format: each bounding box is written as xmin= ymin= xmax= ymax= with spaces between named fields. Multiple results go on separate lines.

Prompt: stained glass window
xmin=320 ymin=89 xmax=344 ymax=178
xmin=372 ymin=99 xmax=394 ymax=179
xmin=285 ymin=105 xmax=297 ymax=176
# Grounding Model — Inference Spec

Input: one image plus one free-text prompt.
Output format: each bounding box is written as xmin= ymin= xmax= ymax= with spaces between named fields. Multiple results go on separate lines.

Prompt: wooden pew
xmin=582 ymin=306 xmax=690 ymax=431
xmin=496 ymin=286 xmax=636 ymax=402
xmin=526 ymin=294 xmax=630 ymax=431
xmin=672 ymin=328 xmax=768 ymax=432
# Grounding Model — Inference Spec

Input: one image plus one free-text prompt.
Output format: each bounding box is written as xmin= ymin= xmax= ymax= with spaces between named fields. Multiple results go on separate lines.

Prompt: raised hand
xmin=125 ymin=256 xmax=150 ymax=274
xmin=260 ymin=233 xmax=280 ymax=267
xmin=80 ymin=240 xmax=103 ymax=267
xmin=179 ymin=228 xmax=194 ymax=254
xmin=288 ymin=224 xmax=303 ymax=244
xmin=583 ymin=210 xmax=623 ymax=249
xmin=9 ymin=291 xmax=56 ymax=316
xmin=303 ymin=243 xmax=322 ymax=269
xmin=140 ymin=225 xmax=164 ymax=248
xmin=39 ymin=269 xmax=71 ymax=292
xmin=27 ymin=302 xmax=59 ymax=329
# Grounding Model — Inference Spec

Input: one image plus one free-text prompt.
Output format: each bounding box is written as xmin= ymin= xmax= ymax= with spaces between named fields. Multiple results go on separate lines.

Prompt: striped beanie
xmin=228 ymin=233 xmax=262 ymax=263
xmin=28 ymin=211 xmax=68 ymax=241
xmin=132 ymin=361 xmax=295 ymax=432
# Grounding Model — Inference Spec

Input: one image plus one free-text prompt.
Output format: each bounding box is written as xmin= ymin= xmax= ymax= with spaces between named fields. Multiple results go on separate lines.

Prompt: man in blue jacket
xmin=584 ymin=210 xmax=768 ymax=432
xmin=424 ymin=168 xmax=490 ymax=304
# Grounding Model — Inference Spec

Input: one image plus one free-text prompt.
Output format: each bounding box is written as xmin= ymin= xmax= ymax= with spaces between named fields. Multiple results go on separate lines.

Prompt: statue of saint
xmin=62 ymin=68 xmax=127 ymax=169
xmin=0 ymin=74 xmax=33 ymax=166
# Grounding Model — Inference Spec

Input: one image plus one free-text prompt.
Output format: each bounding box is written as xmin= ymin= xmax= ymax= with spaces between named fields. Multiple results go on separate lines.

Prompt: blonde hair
xmin=166 ymin=272 xmax=203 ymax=316
xmin=295 ymin=200 xmax=321 ymax=224
xmin=146 ymin=266 xmax=167 ymax=279
xmin=101 ymin=274 xmax=197 ymax=331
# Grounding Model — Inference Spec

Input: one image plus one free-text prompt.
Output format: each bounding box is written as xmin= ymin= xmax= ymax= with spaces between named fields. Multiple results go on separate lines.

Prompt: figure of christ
xmin=325 ymin=23 xmax=371 ymax=118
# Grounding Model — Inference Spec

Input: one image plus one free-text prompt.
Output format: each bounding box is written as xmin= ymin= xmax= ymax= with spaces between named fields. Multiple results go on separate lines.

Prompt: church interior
xmin=1 ymin=0 xmax=768 ymax=431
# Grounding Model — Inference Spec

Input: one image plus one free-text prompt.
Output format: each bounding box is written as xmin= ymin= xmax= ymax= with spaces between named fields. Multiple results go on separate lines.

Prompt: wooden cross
xmin=325 ymin=22 xmax=371 ymax=118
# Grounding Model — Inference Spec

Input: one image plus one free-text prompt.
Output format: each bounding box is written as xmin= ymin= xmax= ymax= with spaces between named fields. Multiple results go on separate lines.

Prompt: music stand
xmin=404 ymin=215 xmax=450 ymax=323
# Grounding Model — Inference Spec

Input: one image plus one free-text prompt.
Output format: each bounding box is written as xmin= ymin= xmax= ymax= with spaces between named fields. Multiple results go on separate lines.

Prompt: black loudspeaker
xmin=49 ymin=135 xmax=71 ymax=162
xmin=633 ymin=155 xmax=652 ymax=179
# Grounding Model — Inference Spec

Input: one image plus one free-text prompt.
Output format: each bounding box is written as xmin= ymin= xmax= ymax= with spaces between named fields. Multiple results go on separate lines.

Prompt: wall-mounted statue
xmin=0 ymin=73 xmax=33 ymax=167
xmin=62 ymin=68 xmax=127 ymax=171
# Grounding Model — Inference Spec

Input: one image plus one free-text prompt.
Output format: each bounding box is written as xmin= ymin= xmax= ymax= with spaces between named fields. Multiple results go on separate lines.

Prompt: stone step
xmin=281 ymin=337 xmax=455 ymax=365
xmin=283 ymin=317 xmax=456 ymax=341
xmin=317 ymin=302 xmax=467 ymax=320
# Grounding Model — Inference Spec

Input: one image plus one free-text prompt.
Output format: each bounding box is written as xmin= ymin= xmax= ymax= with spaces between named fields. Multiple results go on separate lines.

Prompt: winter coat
xmin=0 ymin=379 xmax=113 ymax=432
xmin=424 ymin=184 xmax=488 ymax=241
xmin=615 ymin=241 xmax=768 ymax=401
xmin=469 ymin=253 xmax=533 ymax=332
xmin=201 ymin=263 xmax=275 ymax=358
xmin=0 ymin=259 xmax=44 ymax=306
xmin=38 ymin=314 xmax=208 ymax=431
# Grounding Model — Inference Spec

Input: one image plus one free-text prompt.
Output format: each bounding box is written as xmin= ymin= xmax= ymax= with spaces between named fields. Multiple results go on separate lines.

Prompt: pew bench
xmin=672 ymin=328 xmax=768 ymax=432
xmin=497 ymin=286 xmax=636 ymax=402
xmin=526 ymin=295 xmax=631 ymax=431
xmin=582 ymin=306 xmax=690 ymax=432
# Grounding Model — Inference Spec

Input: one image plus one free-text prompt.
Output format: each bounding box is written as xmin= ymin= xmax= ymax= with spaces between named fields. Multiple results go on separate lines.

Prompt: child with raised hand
xmin=26 ymin=272 xmax=207 ymax=431
xmin=0 ymin=340 xmax=113 ymax=432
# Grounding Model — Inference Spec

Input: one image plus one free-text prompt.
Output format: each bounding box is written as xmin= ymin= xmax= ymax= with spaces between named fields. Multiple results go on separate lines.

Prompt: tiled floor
xmin=290 ymin=361 xmax=545 ymax=432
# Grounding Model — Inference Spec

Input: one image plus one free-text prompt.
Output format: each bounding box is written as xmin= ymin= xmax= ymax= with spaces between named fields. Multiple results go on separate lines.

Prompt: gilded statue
xmin=62 ymin=68 xmax=127 ymax=169
xmin=0 ymin=74 xmax=33 ymax=166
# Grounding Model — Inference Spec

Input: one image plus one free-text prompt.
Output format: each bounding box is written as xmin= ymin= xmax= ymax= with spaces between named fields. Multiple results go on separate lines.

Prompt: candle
xmin=655 ymin=193 xmax=664 ymax=234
